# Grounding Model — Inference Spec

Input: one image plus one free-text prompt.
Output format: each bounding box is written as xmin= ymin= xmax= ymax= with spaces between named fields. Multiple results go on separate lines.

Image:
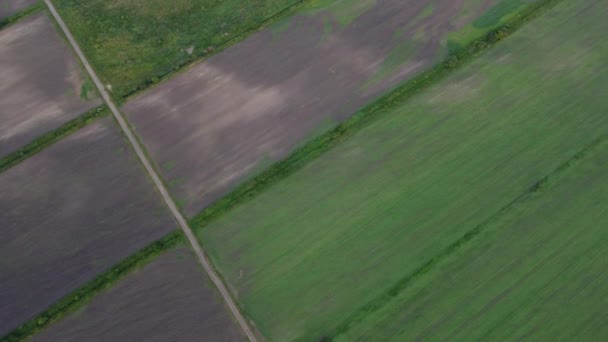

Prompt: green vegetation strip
xmin=1 ymin=231 xmax=184 ymax=342
xmin=52 ymin=0 xmax=312 ymax=100
xmin=0 ymin=106 xmax=108 ymax=174
xmin=330 ymin=134 xmax=608 ymax=340
xmin=189 ymin=0 xmax=563 ymax=231
xmin=0 ymin=2 xmax=43 ymax=30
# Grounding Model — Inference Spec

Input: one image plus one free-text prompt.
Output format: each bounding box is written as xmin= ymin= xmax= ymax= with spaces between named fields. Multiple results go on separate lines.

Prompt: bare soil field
xmin=0 ymin=117 xmax=175 ymax=335
xmin=124 ymin=0 xmax=528 ymax=216
xmin=0 ymin=0 xmax=38 ymax=20
xmin=0 ymin=13 xmax=100 ymax=158
xmin=32 ymin=246 xmax=245 ymax=342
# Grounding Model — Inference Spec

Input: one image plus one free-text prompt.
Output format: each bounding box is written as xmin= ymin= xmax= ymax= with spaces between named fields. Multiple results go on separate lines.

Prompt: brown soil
xmin=0 ymin=13 xmax=100 ymax=158
xmin=124 ymin=0 xmax=496 ymax=216
xmin=0 ymin=0 xmax=38 ymax=20
xmin=0 ymin=117 xmax=174 ymax=335
xmin=32 ymin=247 xmax=245 ymax=342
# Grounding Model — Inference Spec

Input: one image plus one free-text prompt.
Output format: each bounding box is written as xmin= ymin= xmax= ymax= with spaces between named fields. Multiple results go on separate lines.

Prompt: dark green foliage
xmin=446 ymin=39 xmax=463 ymax=55
xmin=1 ymin=232 xmax=184 ymax=342
xmin=473 ymin=0 xmax=527 ymax=28
xmin=0 ymin=106 xmax=108 ymax=174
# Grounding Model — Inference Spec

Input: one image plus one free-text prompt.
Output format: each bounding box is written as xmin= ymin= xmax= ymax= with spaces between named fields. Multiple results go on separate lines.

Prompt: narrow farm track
xmin=43 ymin=1 xmax=258 ymax=341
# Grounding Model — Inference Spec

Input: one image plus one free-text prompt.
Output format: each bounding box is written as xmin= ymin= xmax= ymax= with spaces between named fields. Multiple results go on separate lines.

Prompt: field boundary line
xmin=0 ymin=1 xmax=43 ymax=30
xmin=327 ymin=133 xmax=608 ymax=340
xmin=0 ymin=231 xmax=183 ymax=342
xmin=0 ymin=105 xmax=107 ymax=174
xmin=42 ymin=1 xmax=258 ymax=341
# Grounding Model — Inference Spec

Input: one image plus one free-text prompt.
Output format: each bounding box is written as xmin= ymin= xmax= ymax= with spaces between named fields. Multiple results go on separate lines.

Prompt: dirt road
xmin=43 ymin=1 xmax=257 ymax=341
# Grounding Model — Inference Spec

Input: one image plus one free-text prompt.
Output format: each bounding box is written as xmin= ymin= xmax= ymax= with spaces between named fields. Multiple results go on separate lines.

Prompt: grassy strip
xmin=0 ymin=2 xmax=43 ymax=30
xmin=0 ymin=106 xmax=108 ymax=174
xmin=0 ymin=231 xmax=184 ymax=342
xmin=189 ymin=0 xmax=564 ymax=230
xmin=327 ymin=134 xmax=608 ymax=339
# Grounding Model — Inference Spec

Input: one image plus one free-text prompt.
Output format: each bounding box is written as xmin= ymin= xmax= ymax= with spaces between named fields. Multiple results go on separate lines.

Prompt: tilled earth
xmin=0 ymin=117 xmax=174 ymax=335
xmin=31 ymin=247 xmax=245 ymax=342
xmin=0 ymin=13 xmax=100 ymax=158
xmin=124 ymin=0 xmax=501 ymax=216
xmin=0 ymin=0 xmax=38 ymax=20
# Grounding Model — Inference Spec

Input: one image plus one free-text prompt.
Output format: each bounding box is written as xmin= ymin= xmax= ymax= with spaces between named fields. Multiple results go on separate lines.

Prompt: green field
xmin=52 ymin=0 xmax=304 ymax=98
xmin=336 ymin=137 xmax=608 ymax=341
xmin=446 ymin=0 xmax=541 ymax=49
xmin=198 ymin=0 xmax=608 ymax=340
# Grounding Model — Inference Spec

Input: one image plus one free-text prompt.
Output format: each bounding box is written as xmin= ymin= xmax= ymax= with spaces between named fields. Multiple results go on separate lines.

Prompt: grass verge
xmin=0 ymin=231 xmax=184 ymax=342
xmin=0 ymin=2 xmax=43 ymax=30
xmin=0 ymin=106 xmax=108 ymax=174
xmin=189 ymin=0 xmax=564 ymax=230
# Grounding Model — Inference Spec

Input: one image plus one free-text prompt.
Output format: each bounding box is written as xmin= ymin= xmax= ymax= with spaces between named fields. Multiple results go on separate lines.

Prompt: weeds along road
xmin=42 ymin=1 xmax=258 ymax=341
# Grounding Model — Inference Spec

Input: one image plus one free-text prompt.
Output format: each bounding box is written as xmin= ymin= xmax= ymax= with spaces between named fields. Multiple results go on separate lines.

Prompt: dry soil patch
xmin=0 ymin=13 xmax=100 ymax=158
xmin=32 ymin=247 xmax=245 ymax=342
xmin=0 ymin=117 xmax=174 ymax=335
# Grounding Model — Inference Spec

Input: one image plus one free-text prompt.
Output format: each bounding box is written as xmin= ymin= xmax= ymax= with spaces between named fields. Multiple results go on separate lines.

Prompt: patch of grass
xmin=417 ymin=1 xmax=435 ymax=21
xmin=331 ymin=135 xmax=608 ymax=340
xmin=447 ymin=0 xmax=541 ymax=48
xmin=79 ymin=80 xmax=95 ymax=100
xmin=0 ymin=231 xmax=184 ymax=342
xmin=397 ymin=0 xmax=435 ymax=34
xmin=0 ymin=106 xmax=108 ymax=174
xmin=168 ymin=177 xmax=184 ymax=188
xmin=162 ymin=161 xmax=176 ymax=171
xmin=175 ymin=198 xmax=186 ymax=211
xmin=336 ymin=136 xmax=608 ymax=341
xmin=360 ymin=40 xmax=417 ymax=90
xmin=0 ymin=1 xmax=42 ymax=30
xmin=473 ymin=0 xmax=528 ymax=28
xmin=190 ymin=0 xmax=607 ymax=339
xmin=52 ymin=0 xmax=311 ymax=100
xmin=319 ymin=16 xmax=333 ymax=43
